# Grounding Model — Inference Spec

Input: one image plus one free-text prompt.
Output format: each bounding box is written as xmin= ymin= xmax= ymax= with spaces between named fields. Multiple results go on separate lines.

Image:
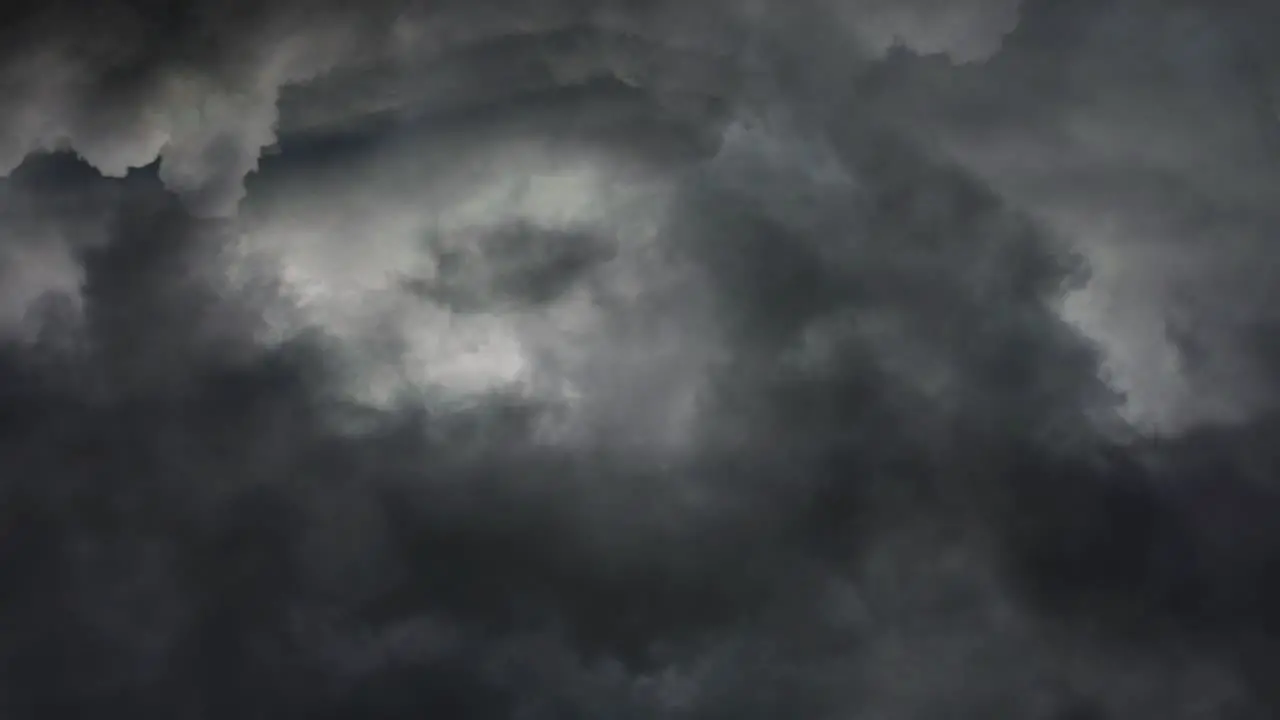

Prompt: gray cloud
xmin=853 ymin=0 xmax=1280 ymax=432
xmin=2 ymin=1 xmax=1280 ymax=719
xmin=0 ymin=0 xmax=1025 ymax=217
xmin=823 ymin=0 xmax=1023 ymax=63
xmin=0 ymin=0 xmax=388 ymax=216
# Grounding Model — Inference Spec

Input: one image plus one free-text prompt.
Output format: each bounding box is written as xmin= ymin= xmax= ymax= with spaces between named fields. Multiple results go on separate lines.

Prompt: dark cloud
xmin=1 ymin=1 xmax=1279 ymax=718
xmin=854 ymin=0 xmax=1280 ymax=431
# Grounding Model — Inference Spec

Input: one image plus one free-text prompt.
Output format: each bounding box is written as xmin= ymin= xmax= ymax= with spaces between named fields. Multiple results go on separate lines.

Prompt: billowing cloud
xmin=2 ymin=1 xmax=1279 ymax=719
xmin=854 ymin=0 xmax=1280 ymax=432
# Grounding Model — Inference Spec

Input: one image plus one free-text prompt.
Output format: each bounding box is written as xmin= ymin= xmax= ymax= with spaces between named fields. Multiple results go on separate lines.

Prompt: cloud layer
xmin=2 ymin=1 xmax=1280 ymax=718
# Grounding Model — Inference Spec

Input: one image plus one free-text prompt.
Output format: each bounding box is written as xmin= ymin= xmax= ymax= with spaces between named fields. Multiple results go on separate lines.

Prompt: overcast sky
xmin=1 ymin=1 xmax=1279 ymax=718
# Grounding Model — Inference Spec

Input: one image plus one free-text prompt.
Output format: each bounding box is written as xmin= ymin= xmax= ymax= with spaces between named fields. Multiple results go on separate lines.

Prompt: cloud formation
xmin=854 ymin=0 xmax=1280 ymax=430
xmin=2 ymin=1 xmax=1280 ymax=718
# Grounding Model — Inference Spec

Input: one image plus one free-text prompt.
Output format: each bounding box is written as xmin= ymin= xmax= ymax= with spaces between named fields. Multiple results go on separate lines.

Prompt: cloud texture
xmin=1 ymin=0 xmax=1280 ymax=718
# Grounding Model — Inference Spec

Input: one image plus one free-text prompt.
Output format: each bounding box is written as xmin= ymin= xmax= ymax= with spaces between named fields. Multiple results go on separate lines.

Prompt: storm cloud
xmin=1 ymin=0 xmax=1279 ymax=718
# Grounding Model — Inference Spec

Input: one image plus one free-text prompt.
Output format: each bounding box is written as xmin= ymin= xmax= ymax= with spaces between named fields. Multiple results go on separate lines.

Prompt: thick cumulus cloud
xmin=855 ymin=0 xmax=1280 ymax=431
xmin=2 ymin=0 xmax=1280 ymax=719
xmin=0 ymin=0 xmax=1020 ymax=219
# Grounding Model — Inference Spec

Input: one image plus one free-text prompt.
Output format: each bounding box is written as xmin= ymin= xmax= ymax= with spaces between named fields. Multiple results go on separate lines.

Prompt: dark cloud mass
xmin=1 ymin=0 xmax=1279 ymax=717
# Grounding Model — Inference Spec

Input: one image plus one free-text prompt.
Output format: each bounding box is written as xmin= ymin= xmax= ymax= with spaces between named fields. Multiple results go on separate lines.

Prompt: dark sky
xmin=1 ymin=1 xmax=1279 ymax=718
